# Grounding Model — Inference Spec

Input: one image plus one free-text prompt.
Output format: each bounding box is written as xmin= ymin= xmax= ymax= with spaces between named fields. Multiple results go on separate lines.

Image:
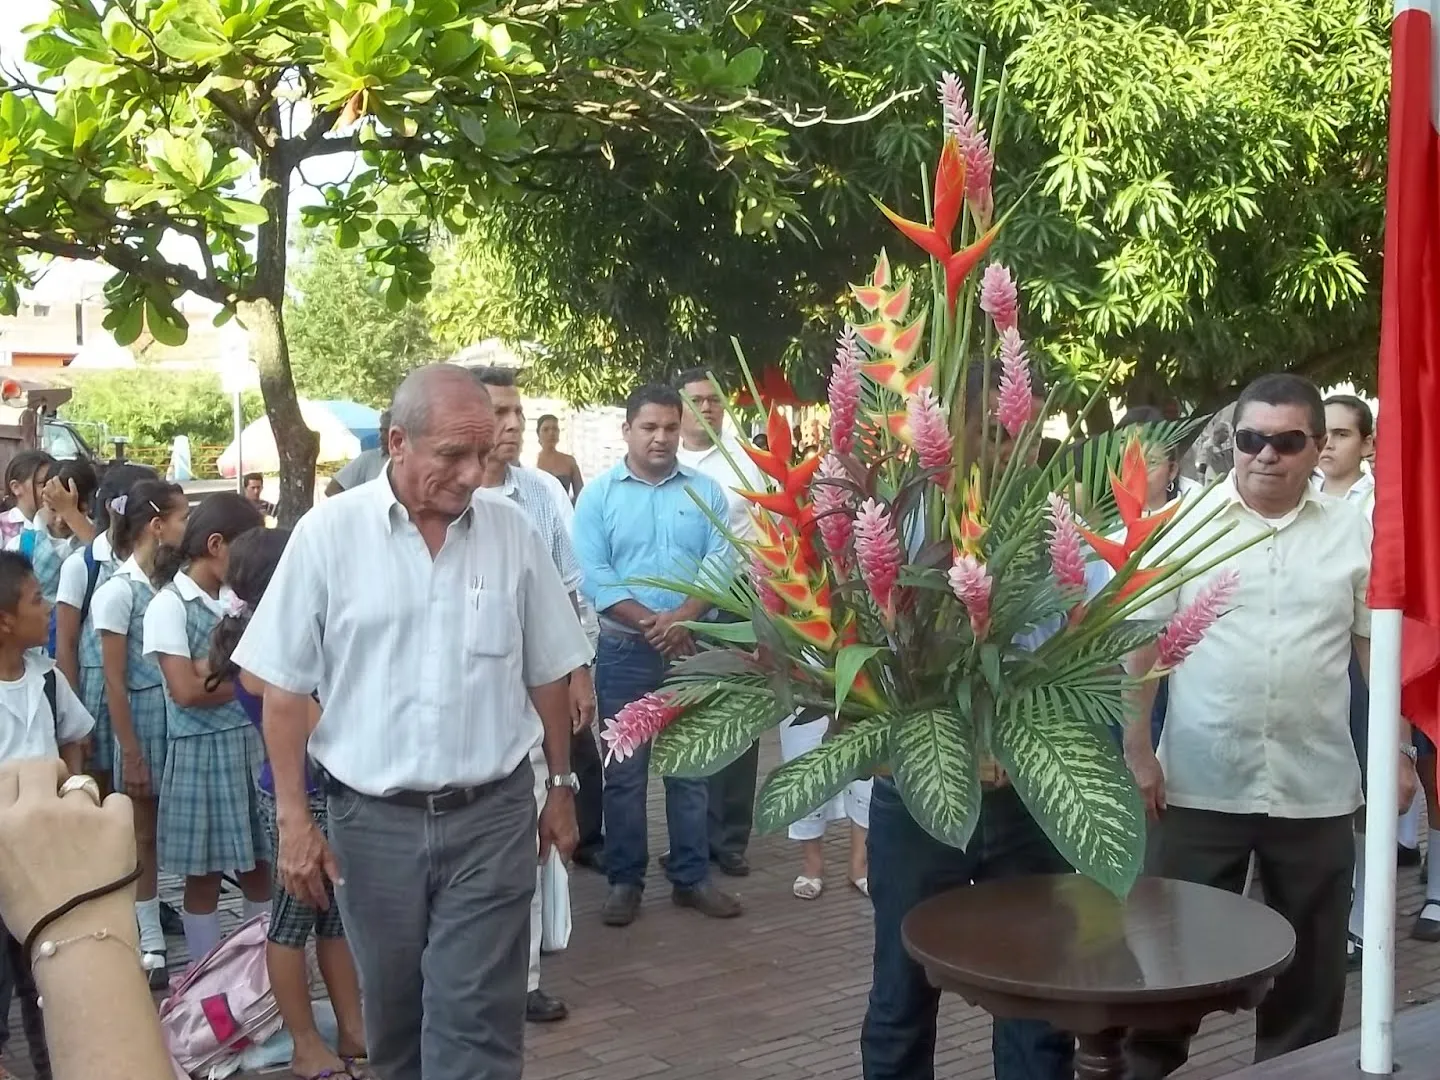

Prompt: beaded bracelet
xmin=31 ymin=929 xmax=142 ymax=1008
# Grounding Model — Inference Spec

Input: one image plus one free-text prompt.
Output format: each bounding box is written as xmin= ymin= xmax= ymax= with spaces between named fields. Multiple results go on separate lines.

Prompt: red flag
xmin=1370 ymin=0 xmax=1440 ymax=746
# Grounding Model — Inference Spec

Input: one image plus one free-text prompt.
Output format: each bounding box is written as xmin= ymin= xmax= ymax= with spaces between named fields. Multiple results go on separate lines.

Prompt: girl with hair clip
xmin=54 ymin=463 xmax=157 ymax=792
xmin=208 ymin=528 xmax=371 ymax=1080
xmin=0 ymin=451 xmax=54 ymax=547
xmin=143 ymin=493 xmax=269 ymax=969
xmin=88 ymin=479 xmax=188 ymax=988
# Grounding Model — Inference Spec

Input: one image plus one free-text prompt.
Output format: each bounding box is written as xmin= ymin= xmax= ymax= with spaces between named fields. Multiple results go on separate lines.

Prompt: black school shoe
xmin=526 ymin=989 xmax=568 ymax=1023
xmin=1413 ymin=903 xmax=1440 ymax=942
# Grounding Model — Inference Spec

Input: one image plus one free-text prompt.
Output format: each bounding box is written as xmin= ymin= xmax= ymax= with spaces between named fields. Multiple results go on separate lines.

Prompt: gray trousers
xmin=330 ymin=763 xmax=537 ymax=1080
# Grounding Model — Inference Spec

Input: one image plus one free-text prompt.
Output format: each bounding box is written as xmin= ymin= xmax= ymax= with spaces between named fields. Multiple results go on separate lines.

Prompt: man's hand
xmin=538 ymin=787 xmax=579 ymax=864
xmin=644 ymin=611 xmax=695 ymax=658
xmin=1126 ymin=745 xmax=1166 ymax=820
xmin=1400 ymin=751 xmax=1421 ymax=816
xmin=277 ymin=812 xmax=342 ymax=910
xmin=569 ymin=667 xmax=597 ymax=733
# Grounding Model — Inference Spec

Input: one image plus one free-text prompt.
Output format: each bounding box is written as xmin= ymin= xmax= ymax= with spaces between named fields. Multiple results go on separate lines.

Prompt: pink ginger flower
xmin=1046 ymin=493 xmax=1087 ymax=592
xmin=906 ymin=387 xmax=953 ymax=485
xmin=600 ymin=693 xmax=683 ymax=766
xmin=829 ymin=326 xmax=863 ymax=455
xmin=948 ymin=551 xmax=992 ymax=639
xmin=936 ymin=71 xmax=994 ymax=222
xmin=1154 ymin=571 xmax=1240 ymax=673
xmin=854 ymin=498 xmax=902 ymax=615
xmin=979 ymin=263 xmax=1019 ymax=333
xmin=995 ymin=327 xmax=1034 ymax=437
xmin=750 ymin=552 xmax=785 ymax=615
xmin=812 ymin=453 xmax=854 ymax=561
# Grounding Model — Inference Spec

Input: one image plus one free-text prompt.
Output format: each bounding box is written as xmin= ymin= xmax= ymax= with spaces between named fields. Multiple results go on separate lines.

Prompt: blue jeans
xmin=862 ymin=779 xmax=1075 ymax=1080
xmin=595 ymin=634 xmax=711 ymax=890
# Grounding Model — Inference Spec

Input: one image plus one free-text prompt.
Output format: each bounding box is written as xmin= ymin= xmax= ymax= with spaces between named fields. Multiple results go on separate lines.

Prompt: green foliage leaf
xmin=834 ymin=644 xmax=883 ymax=714
xmin=651 ymin=691 xmax=780 ymax=778
xmin=992 ymin=686 xmax=1146 ymax=897
xmin=216 ymin=197 xmax=268 ymax=226
xmin=681 ymin=619 xmax=757 ymax=645
xmin=143 ymin=297 xmax=188 ymax=347
xmin=754 ymin=714 xmax=890 ymax=834
xmin=890 ymin=707 xmax=981 ymax=850
xmin=727 ymin=46 xmax=765 ymax=86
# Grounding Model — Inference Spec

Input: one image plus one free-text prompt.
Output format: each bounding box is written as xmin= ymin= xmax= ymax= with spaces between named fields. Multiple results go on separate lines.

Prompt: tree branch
xmin=1 ymin=229 xmax=233 ymax=307
xmin=206 ymin=90 xmax=268 ymax=150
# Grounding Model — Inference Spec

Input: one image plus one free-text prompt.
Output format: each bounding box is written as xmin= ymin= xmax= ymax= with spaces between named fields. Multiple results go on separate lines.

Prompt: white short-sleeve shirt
xmin=231 ymin=474 xmax=594 ymax=796
xmin=56 ymin=533 xmax=115 ymax=610
xmin=0 ymin=654 xmax=94 ymax=760
xmin=676 ymin=434 xmax=768 ymax=541
xmin=142 ymin=572 xmax=217 ymax=660
xmin=1142 ymin=474 xmax=1372 ymax=818
xmin=91 ymin=555 xmax=151 ymax=636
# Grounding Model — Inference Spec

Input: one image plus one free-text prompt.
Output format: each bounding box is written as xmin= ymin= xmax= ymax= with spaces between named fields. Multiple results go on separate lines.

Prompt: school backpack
xmin=77 ymin=541 xmax=101 ymax=625
xmin=158 ymin=914 xmax=282 ymax=1080
xmin=18 ymin=530 xmax=57 ymax=658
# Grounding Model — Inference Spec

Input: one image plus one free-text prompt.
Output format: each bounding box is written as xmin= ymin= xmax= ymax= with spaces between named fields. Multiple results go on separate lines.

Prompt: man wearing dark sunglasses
xmin=1123 ymin=373 xmax=1419 ymax=1079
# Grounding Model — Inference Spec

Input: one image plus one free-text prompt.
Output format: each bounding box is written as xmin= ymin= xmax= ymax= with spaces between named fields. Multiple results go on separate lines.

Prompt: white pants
xmin=528 ymin=747 xmax=547 ymax=993
xmin=779 ymin=714 xmax=872 ymax=841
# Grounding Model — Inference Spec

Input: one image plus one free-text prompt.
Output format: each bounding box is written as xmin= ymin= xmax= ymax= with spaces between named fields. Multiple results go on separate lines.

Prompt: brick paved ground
xmin=8 ymin=734 xmax=1440 ymax=1079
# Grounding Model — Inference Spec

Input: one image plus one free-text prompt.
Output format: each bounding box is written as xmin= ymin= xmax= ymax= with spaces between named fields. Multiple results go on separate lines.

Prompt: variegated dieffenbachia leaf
xmin=754 ymin=714 xmax=890 ymax=834
xmin=992 ymin=685 xmax=1145 ymax=896
xmin=890 ymin=707 xmax=981 ymax=850
xmin=651 ymin=689 xmax=782 ymax=778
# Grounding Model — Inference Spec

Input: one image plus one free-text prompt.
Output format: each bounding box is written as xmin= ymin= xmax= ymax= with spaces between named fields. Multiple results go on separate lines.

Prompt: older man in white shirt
xmin=1122 ymin=374 xmax=1419 ymax=1077
xmin=233 ymin=365 xmax=593 ymax=1080
xmin=673 ymin=368 xmax=768 ymax=877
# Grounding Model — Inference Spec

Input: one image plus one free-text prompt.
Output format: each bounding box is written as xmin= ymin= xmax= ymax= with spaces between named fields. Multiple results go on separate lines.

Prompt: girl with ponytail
xmin=88 ymin=478 xmax=188 ymax=986
xmin=141 ymin=493 xmax=269 ymax=968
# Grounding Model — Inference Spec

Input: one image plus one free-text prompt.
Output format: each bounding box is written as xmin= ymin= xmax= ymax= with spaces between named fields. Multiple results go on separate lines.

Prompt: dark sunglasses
xmin=1234 ymin=428 xmax=1319 ymax=456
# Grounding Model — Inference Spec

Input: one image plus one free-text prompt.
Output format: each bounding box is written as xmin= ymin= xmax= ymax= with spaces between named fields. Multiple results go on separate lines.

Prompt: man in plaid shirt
xmin=471 ymin=366 xmax=599 ymax=1026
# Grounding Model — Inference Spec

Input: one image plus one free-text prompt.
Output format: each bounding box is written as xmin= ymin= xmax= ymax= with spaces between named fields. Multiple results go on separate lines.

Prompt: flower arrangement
xmin=608 ymin=70 xmax=1249 ymax=895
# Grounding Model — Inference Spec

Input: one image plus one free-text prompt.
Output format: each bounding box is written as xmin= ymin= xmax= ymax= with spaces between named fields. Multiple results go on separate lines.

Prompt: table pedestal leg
xmin=1074 ymin=1028 xmax=1126 ymax=1080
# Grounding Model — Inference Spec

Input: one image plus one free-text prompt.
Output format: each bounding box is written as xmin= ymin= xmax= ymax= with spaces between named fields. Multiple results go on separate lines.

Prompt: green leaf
xmin=979 ymin=645 xmax=1003 ymax=695
xmin=457 ymin=111 xmax=487 ymax=148
xmin=681 ymin=619 xmax=756 ymax=645
xmin=651 ymin=691 xmax=780 ymax=778
xmin=754 ymin=714 xmax=890 ymax=834
xmin=992 ymin=686 xmax=1145 ymax=897
xmin=62 ymin=57 xmax=124 ymax=88
xmin=834 ymin=644 xmax=882 ymax=715
xmin=890 ymin=707 xmax=981 ymax=849
xmin=215 ymin=197 xmax=268 ymax=225
xmin=732 ymin=10 xmax=765 ymax=37
xmin=109 ymin=302 xmax=145 ymax=347
xmin=144 ymin=297 xmax=189 ymax=347
xmin=726 ymin=46 xmax=764 ymax=86
xmin=153 ymin=22 xmax=229 ymax=64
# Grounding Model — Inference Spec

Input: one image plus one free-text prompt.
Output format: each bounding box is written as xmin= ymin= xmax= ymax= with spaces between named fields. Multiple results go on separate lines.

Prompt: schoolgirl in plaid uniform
xmin=144 ymin=493 xmax=270 ymax=966
xmin=208 ymin=527 xmax=372 ymax=1079
xmin=6 ymin=460 xmax=99 ymax=606
xmin=91 ymin=479 xmax=189 ymax=988
xmin=0 ymin=451 xmax=54 ymax=549
xmin=55 ymin=463 xmax=159 ymax=791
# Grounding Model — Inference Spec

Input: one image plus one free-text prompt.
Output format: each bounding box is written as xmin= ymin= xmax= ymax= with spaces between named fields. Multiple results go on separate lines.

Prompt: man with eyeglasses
xmin=1122 ymin=373 xmax=1420 ymax=1077
xmin=672 ymin=368 xmax=767 ymax=877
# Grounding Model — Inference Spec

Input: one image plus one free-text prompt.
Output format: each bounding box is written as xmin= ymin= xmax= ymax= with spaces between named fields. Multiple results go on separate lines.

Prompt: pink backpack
xmin=159 ymin=914 xmax=282 ymax=1079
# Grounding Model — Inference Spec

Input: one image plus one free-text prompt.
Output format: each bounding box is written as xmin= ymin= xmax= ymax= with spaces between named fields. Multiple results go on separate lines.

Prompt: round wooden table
xmin=902 ymin=875 xmax=1296 ymax=1080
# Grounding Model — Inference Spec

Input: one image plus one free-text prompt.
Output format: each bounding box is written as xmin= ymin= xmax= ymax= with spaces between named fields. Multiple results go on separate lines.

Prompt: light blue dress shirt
xmin=573 ymin=459 xmax=733 ymax=622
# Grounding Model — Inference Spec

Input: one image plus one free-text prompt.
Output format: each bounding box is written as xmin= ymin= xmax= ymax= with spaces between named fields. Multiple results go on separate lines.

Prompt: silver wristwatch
xmin=1402 ymin=744 xmax=1419 ymax=762
xmin=546 ymin=772 xmax=581 ymax=792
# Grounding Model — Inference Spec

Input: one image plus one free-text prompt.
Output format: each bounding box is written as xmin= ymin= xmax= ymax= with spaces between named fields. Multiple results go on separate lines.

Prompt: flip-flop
xmin=850 ymin=876 xmax=869 ymax=897
xmin=793 ymin=875 xmax=824 ymax=900
xmin=344 ymin=1056 xmax=378 ymax=1079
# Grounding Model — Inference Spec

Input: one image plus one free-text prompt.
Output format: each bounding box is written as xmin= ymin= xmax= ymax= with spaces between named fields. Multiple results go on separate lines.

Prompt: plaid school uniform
xmin=20 ymin=527 xmax=68 ymax=604
xmin=109 ymin=576 xmax=168 ymax=791
xmin=76 ymin=557 xmax=119 ymax=772
xmin=157 ymin=585 xmax=269 ymax=877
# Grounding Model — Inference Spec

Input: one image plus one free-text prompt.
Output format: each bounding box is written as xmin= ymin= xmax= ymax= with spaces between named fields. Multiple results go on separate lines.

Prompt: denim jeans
xmin=595 ymin=633 xmax=711 ymax=890
xmin=861 ymin=778 xmax=1075 ymax=1080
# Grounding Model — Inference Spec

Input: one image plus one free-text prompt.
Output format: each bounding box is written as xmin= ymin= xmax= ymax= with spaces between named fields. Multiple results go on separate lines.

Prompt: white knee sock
xmin=1427 ymin=831 xmax=1440 ymax=910
xmin=135 ymin=898 xmax=165 ymax=955
xmin=241 ymin=898 xmax=268 ymax=922
xmin=181 ymin=910 xmax=223 ymax=962
xmin=1401 ymin=795 xmax=1422 ymax=849
xmin=1350 ymin=832 xmax=1366 ymax=941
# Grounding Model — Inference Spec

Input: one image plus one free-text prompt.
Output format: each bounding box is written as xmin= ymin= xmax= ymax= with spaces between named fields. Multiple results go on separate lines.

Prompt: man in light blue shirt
xmin=573 ymin=383 xmax=741 ymax=928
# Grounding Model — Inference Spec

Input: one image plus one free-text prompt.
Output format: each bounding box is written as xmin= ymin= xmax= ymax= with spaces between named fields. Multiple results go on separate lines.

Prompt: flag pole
xmin=1360 ymin=607 xmax=1403 ymax=1075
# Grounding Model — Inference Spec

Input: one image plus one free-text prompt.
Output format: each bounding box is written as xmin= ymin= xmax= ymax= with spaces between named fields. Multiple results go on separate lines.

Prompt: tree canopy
xmin=434 ymin=0 xmax=1388 ymax=410
xmin=0 ymin=0 xmax=795 ymax=520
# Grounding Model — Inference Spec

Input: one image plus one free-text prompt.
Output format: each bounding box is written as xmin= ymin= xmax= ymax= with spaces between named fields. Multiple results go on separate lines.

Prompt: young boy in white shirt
xmin=0 ymin=549 xmax=96 ymax=1080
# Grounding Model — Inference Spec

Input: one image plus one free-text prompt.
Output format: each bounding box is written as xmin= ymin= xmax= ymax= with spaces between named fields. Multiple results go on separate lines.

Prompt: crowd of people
xmin=0 ymin=364 xmax=1417 ymax=1080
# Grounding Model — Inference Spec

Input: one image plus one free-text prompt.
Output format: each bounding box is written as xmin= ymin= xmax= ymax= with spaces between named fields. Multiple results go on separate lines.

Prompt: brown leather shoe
xmin=672 ymin=882 xmax=743 ymax=918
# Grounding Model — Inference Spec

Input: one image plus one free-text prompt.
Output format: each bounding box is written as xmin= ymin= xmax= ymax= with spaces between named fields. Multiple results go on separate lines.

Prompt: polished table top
xmin=902 ymin=875 xmax=1296 ymax=1005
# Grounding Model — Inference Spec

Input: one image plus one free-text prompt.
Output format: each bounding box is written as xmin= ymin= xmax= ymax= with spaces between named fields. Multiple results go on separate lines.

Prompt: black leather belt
xmin=326 ymin=773 xmax=506 ymax=814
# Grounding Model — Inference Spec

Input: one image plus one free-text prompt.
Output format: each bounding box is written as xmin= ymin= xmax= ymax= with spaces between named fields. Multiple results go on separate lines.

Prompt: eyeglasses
xmin=1234 ymin=429 xmax=1319 ymax=456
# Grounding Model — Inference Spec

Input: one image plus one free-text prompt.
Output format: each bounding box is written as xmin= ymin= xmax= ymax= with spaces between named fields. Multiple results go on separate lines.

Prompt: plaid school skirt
xmin=158 ymin=725 xmax=271 ymax=878
xmin=77 ymin=666 xmax=112 ymax=775
xmin=110 ymin=685 xmax=168 ymax=792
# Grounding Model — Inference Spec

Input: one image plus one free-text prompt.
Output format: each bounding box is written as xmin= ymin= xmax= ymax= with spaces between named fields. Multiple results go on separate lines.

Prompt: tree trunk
xmin=239 ymin=146 xmax=317 ymax=528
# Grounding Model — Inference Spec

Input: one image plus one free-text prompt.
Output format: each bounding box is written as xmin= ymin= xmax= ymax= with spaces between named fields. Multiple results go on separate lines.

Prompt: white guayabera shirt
xmin=232 ymin=473 xmax=594 ymax=797
xmin=1138 ymin=474 xmax=1372 ymax=819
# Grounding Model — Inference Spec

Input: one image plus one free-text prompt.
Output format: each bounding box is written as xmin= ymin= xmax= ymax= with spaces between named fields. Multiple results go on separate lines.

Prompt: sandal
xmin=792 ymin=875 xmax=824 ymax=900
xmin=850 ymin=876 xmax=869 ymax=897
xmin=344 ymin=1058 xmax=377 ymax=1080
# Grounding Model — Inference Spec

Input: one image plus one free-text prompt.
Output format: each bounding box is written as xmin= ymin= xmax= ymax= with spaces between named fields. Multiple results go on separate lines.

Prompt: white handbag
xmin=540 ymin=847 xmax=572 ymax=952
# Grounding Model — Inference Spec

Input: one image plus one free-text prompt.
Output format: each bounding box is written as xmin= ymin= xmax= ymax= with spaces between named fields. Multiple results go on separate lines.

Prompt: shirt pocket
xmin=671 ymin=503 xmax=713 ymax=557
xmin=465 ymin=589 xmax=521 ymax=659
